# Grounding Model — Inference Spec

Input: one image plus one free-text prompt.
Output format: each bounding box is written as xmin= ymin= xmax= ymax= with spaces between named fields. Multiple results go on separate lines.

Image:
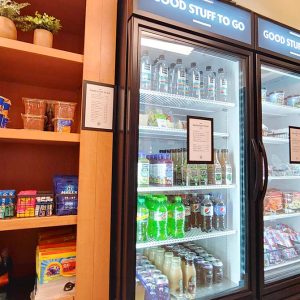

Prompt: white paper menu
xmin=289 ymin=126 xmax=300 ymax=163
xmin=188 ymin=116 xmax=213 ymax=164
xmin=83 ymin=82 xmax=114 ymax=131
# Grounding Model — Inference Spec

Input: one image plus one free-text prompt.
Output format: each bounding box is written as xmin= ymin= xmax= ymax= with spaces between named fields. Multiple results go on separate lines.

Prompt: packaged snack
xmin=22 ymin=114 xmax=46 ymax=130
xmin=2 ymin=98 xmax=11 ymax=118
xmin=53 ymin=118 xmax=73 ymax=133
xmin=23 ymin=98 xmax=46 ymax=116
xmin=264 ymin=189 xmax=283 ymax=214
xmin=286 ymin=95 xmax=300 ymax=107
xmin=0 ymin=190 xmax=15 ymax=219
xmin=269 ymin=91 xmax=285 ymax=105
xmin=54 ymin=101 xmax=77 ymax=119
xmin=35 ymin=192 xmax=54 ymax=217
xmin=17 ymin=191 xmax=37 ymax=218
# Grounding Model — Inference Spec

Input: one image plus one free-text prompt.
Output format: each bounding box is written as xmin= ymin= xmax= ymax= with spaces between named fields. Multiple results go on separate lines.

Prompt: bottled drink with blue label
xmin=156 ymin=55 xmax=169 ymax=93
xmin=217 ymin=68 xmax=228 ymax=101
xmin=136 ymin=196 xmax=149 ymax=242
xmin=213 ymin=194 xmax=226 ymax=231
xmin=172 ymin=59 xmax=186 ymax=95
xmin=205 ymin=66 xmax=216 ymax=100
xmin=140 ymin=50 xmax=152 ymax=90
xmin=187 ymin=62 xmax=201 ymax=98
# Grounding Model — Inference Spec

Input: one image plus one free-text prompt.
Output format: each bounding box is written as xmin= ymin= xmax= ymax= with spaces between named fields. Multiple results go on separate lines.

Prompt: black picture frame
xmin=82 ymin=80 xmax=115 ymax=132
xmin=187 ymin=115 xmax=214 ymax=164
xmin=289 ymin=126 xmax=300 ymax=164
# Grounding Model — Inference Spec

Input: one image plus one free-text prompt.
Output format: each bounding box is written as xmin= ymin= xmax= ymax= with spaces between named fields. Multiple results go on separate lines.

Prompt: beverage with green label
xmin=146 ymin=194 xmax=156 ymax=238
xmin=171 ymin=196 xmax=185 ymax=238
xmin=138 ymin=152 xmax=149 ymax=186
xmin=153 ymin=195 xmax=168 ymax=240
xmin=136 ymin=196 xmax=149 ymax=242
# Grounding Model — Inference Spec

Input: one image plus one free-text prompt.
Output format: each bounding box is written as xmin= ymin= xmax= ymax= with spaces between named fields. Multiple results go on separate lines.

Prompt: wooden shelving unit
xmin=0 ymin=128 xmax=80 ymax=144
xmin=0 ymin=215 xmax=77 ymax=231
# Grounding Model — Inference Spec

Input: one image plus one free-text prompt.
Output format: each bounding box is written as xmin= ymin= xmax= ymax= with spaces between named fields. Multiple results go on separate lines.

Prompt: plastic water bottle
xmin=217 ymin=68 xmax=228 ymax=101
xmin=200 ymin=70 xmax=205 ymax=99
xmin=172 ymin=59 xmax=186 ymax=96
xmin=140 ymin=50 xmax=152 ymax=90
xmin=205 ymin=66 xmax=216 ymax=100
xmin=201 ymin=194 xmax=213 ymax=232
xmin=213 ymin=194 xmax=226 ymax=231
xmin=187 ymin=62 xmax=201 ymax=98
xmin=153 ymin=196 xmax=168 ymax=240
xmin=168 ymin=63 xmax=176 ymax=93
xmin=156 ymin=55 xmax=169 ymax=93
xmin=152 ymin=58 xmax=159 ymax=91
xmin=136 ymin=196 xmax=149 ymax=242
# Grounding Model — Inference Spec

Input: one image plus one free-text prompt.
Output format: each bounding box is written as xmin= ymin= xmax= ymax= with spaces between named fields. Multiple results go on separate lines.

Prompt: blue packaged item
xmin=0 ymin=116 xmax=9 ymax=128
xmin=53 ymin=176 xmax=78 ymax=216
xmin=0 ymin=97 xmax=4 ymax=114
xmin=0 ymin=190 xmax=16 ymax=219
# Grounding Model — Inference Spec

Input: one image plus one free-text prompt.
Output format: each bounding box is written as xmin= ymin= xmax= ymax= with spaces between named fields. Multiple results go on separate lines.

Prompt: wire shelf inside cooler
xmin=139 ymin=89 xmax=235 ymax=113
xmin=139 ymin=126 xmax=229 ymax=140
xmin=137 ymin=184 xmax=236 ymax=194
xmin=136 ymin=229 xmax=236 ymax=249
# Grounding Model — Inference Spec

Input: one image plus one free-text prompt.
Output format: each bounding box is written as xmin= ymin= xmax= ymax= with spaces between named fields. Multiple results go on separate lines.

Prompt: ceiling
xmin=235 ymin=0 xmax=300 ymax=30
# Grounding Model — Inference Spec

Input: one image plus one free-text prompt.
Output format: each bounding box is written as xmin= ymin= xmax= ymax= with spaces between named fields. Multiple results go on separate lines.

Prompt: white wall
xmin=235 ymin=0 xmax=300 ymax=30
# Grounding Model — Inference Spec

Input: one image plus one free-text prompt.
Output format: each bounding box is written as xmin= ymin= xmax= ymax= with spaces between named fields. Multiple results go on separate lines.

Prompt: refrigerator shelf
xmin=263 ymin=136 xmax=289 ymax=144
xmin=264 ymin=212 xmax=300 ymax=221
xmin=262 ymin=101 xmax=300 ymax=117
xmin=265 ymin=257 xmax=300 ymax=272
xmin=137 ymin=184 xmax=236 ymax=193
xmin=140 ymin=89 xmax=235 ymax=112
xmin=139 ymin=126 xmax=229 ymax=140
xmin=268 ymin=176 xmax=300 ymax=180
xmin=136 ymin=229 xmax=236 ymax=249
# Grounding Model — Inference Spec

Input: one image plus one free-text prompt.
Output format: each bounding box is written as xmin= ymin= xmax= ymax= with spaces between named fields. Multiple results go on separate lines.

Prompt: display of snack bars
xmin=0 ymin=190 xmax=15 ymax=219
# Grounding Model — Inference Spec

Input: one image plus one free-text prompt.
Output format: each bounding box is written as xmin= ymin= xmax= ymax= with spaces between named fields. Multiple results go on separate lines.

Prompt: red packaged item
xmin=17 ymin=190 xmax=37 ymax=218
xmin=264 ymin=189 xmax=283 ymax=215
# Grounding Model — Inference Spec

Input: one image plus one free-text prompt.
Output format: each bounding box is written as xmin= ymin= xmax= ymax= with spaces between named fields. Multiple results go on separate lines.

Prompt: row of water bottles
xmin=140 ymin=50 xmax=229 ymax=101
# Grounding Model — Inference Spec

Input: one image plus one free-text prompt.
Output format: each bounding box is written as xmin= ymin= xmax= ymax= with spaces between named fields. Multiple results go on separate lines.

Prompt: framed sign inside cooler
xmin=187 ymin=116 xmax=214 ymax=164
xmin=289 ymin=126 xmax=300 ymax=164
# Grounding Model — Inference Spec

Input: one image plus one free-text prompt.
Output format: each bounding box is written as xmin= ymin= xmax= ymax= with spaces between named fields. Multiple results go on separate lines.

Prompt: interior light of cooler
xmin=262 ymin=66 xmax=300 ymax=80
xmin=141 ymin=37 xmax=194 ymax=55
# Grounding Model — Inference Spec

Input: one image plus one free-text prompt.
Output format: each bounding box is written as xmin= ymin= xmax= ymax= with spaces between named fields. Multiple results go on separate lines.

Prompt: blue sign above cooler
xmin=136 ymin=0 xmax=252 ymax=45
xmin=258 ymin=17 xmax=300 ymax=60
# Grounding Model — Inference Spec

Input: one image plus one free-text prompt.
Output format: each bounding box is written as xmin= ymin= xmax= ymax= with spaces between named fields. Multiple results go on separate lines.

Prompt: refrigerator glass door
xmin=135 ymin=31 xmax=248 ymax=299
xmin=261 ymin=64 xmax=300 ymax=284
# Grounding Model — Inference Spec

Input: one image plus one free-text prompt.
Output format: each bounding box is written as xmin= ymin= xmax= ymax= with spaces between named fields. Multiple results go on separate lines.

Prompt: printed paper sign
xmin=289 ymin=126 xmax=300 ymax=163
xmin=187 ymin=116 xmax=213 ymax=164
xmin=83 ymin=82 xmax=114 ymax=131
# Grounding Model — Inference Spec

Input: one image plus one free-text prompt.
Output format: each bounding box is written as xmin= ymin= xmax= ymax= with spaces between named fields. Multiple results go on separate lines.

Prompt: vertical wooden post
xmin=76 ymin=0 xmax=117 ymax=299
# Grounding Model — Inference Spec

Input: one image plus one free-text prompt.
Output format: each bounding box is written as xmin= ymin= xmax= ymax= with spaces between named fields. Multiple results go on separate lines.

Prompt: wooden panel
xmin=76 ymin=0 xmax=117 ymax=299
xmin=0 ymin=215 xmax=77 ymax=231
xmin=0 ymin=129 xmax=80 ymax=145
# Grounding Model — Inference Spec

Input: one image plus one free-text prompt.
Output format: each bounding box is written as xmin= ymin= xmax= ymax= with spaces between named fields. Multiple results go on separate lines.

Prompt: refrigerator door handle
xmin=251 ymin=138 xmax=260 ymax=199
xmin=259 ymin=140 xmax=268 ymax=198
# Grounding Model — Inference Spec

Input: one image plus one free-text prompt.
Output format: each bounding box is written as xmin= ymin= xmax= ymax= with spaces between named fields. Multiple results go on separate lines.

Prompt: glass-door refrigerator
xmin=112 ymin=2 xmax=256 ymax=300
xmin=255 ymin=15 xmax=300 ymax=299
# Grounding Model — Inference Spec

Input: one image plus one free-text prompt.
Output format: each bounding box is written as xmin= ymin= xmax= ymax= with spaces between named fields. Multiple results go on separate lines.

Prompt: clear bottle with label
xmin=187 ymin=164 xmax=200 ymax=186
xmin=138 ymin=152 xmax=149 ymax=187
xmin=168 ymin=63 xmax=176 ymax=93
xmin=184 ymin=256 xmax=196 ymax=299
xmin=199 ymin=70 xmax=205 ymax=99
xmin=208 ymin=150 xmax=222 ymax=185
xmin=198 ymin=164 xmax=208 ymax=185
xmin=217 ymin=68 xmax=228 ymax=101
xmin=173 ymin=59 xmax=186 ymax=96
xmin=205 ymin=66 xmax=216 ymax=100
xmin=140 ymin=50 xmax=152 ymax=90
xmin=169 ymin=257 xmax=184 ymax=296
xmin=220 ymin=149 xmax=233 ymax=185
xmin=187 ymin=62 xmax=201 ymax=98
xmin=201 ymin=194 xmax=213 ymax=232
xmin=156 ymin=55 xmax=169 ymax=93
xmin=152 ymin=58 xmax=159 ymax=91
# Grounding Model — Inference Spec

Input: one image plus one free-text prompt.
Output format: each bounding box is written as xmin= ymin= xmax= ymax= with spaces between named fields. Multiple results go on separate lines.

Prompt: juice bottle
xmin=138 ymin=152 xmax=150 ymax=187
xmin=220 ymin=149 xmax=233 ymax=185
xmin=184 ymin=256 xmax=196 ymax=299
xmin=169 ymin=257 xmax=184 ymax=296
xmin=136 ymin=196 xmax=149 ymax=242
xmin=153 ymin=196 xmax=168 ymax=240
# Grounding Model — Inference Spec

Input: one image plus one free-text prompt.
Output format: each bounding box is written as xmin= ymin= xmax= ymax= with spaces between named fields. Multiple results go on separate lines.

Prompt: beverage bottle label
xmin=141 ymin=63 xmax=151 ymax=82
xmin=174 ymin=210 xmax=185 ymax=220
xmin=165 ymin=163 xmax=173 ymax=186
xmin=191 ymin=203 xmax=200 ymax=212
xmin=214 ymin=205 xmax=226 ymax=216
xmin=208 ymin=77 xmax=215 ymax=92
xmin=137 ymin=211 xmax=149 ymax=221
xmin=201 ymin=206 xmax=213 ymax=216
xmin=220 ymin=78 xmax=228 ymax=95
xmin=185 ymin=206 xmax=191 ymax=216
xmin=226 ymin=166 xmax=232 ymax=184
xmin=154 ymin=211 xmax=167 ymax=221
xmin=188 ymin=276 xmax=196 ymax=294
xmin=138 ymin=162 xmax=149 ymax=186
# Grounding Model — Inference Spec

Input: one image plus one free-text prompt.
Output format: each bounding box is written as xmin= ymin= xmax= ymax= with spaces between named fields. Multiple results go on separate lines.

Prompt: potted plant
xmin=0 ymin=0 xmax=29 ymax=40
xmin=18 ymin=11 xmax=62 ymax=48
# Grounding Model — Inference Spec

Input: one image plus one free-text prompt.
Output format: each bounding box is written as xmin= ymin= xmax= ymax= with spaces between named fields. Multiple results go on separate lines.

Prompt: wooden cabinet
xmin=0 ymin=0 xmax=116 ymax=299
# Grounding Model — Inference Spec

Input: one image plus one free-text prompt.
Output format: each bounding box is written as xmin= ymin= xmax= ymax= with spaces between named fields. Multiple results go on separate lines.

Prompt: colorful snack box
xmin=17 ymin=190 xmax=37 ymax=218
xmin=0 ymin=190 xmax=15 ymax=219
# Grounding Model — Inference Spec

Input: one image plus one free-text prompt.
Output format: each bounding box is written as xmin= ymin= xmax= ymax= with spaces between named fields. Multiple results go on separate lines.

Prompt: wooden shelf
xmin=0 ymin=215 xmax=77 ymax=231
xmin=0 ymin=37 xmax=83 ymax=89
xmin=0 ymin=128 xmax=80 ymax=145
